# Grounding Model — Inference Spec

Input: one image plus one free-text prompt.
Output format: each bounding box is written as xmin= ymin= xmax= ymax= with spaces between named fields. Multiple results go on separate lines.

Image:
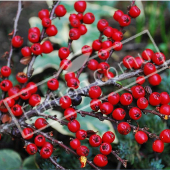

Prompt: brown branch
xmin=49 ymin=157 xmax=65 ymax=170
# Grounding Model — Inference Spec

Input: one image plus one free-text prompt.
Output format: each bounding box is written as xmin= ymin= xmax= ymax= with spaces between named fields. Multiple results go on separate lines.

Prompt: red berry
xmin=135 ymin=131 xmax=148 ymax=144
xmin=129 ymin=107 xmax=142 ymax=120
xmin=133 ymin=57 xmax=144 ymax=69
xmin=141 ymin=49 xmax=154 ymax=61
xmin=0 ymin=80 xmax=13 ymax=92
xmin=35 ymin=118 xmax=48 ymax=129
xmin=26 ymin=144 xmax=37 ymax=155
xmin=46 ymin=25 xmax=58 ymax=37
xmin=67 ymin=77 xmax=80 ymax=89
xmin=90 ymin=99 xmax=101 ymax=111
xmin=67 ymin=120 xmax=80 ymax=133
xmin=89 ymin=86 xmax=102 ymax=99
xmin=69 ymin=28 xmax=81 ymax=40
xmin=98 ymin=49 xmax=109 ymax=60
xmin=148 ymin=74 xmax=162 ymax=86
xmin=87 ymin=59 xmax=98 ymax=71
xmin=160 ymin=92 xmax=170 ymax=105
xmin=129 ymin=6 xmax=141 ymax=18
xmin=64 ymin=108 xmax=77 ymax=121
xmin=42 ymin=41 xmax=53 ymax=54
xmin=102 ymin=40 xmax=112 ymax=50
xmin=0 ymin=100 xmax=8 ymax=112
xmin=152 ymin=140 xmax=164 ymax=153
xmin=83 ymin=12 xmax=95 ymax=24
xmin=112 ymin=108 xmax=126 ymax=120
xmin=100 ymin=143 xmax=112 ymax=155
xmin=43 ymin=142 xmax=53 ymax=150
xmin=60 ymin=59 xmax=72 ymax=70
xmin=74 ymin=1 xmax=86 ymax=13
xmin=11 ymin=104 xmax=23 ymax=117
xmin=60 ymin=96 xmax=72 ymax=109
xmin=65 ymin=72 xmax=75 ymax=81
xmin=92 ymin=39 xmax=102 ymax=51
xmin=26 ymin=82 xmax=38 ymax=94
xmin=149 ymin=92 xmax=161 ymax=106
xmin=131 ymin=85 xmax=145 ymax=99
xmin=108 ymin=92 xmax=120 ymax=105
xmin=102 ymin=131 xmax=115 ymax=143
xmin=112 ymin=41 xmax=122 ymax=51
xmin=69 ymin=14 xmax=78 ymax=22
xmin=152 ymin=52 xmax=166 ymax=65
xmin=20 ymin=88 xmax=31 ymax=100
xmin=103 ymin=26 xmax=113 ymax=37
xmin=117 ymin=122 xmax=131 ymax=135
xmin=47 ymin=78 xmax=59 ymax=91
xmin=104 ymin=71 xmax=114 ymax=79
xmin=1 ymin=66 xmax=11 ymax=77
xmin=113 ymin=10 xmax=124 ymax=22
xmin=136 ymin=76 xmax=145 ymax=85
xmin=28 ymin=27 xmax=41 ymax=36
xmin=8 ymin=86 xmax=20 ymax=100
xmin=29 ymin=94 xmax=41 ymax=107
xmin=78 ymin=24 xmax=87 ymax=35
xmin=22 ymin=128 xmax=33 ymax=140
xmin=21 ymin=46 xmax=32 ymax=57
xmin=119 ymin=14 xmax=131 ymax=27
xmin=120 ymin=93 xmax=133 ymax=105
xmin=100 ymin=102 xmax=113 ymax=115
xmin=160 ymin=129 xmax=170 ymax=143
xmin=76 ymin=145 xmax=89 ymax=156
xmin=123 ymin=55 xmax=135 ymax=69
xmin=97 ymin=19 xmax=109 ymax=32
xmin=42 ymin=17 xmax=51 ymax=27
xmin=70 ymin=138 xmax=81 ymax=150
xmin=89 ymin=134 xmax=102 ymax=147
xmin=143 ymin=63 xmax=156 ymax=75
xmin=38 ymin=9 xmax=49 ymax=20
xmin=28 ymin=32 xmax=40 ymax=43
xmin=112 ymin=30 xmax=123 ymax=41
xmin=82 ymin=45 xmax=92 ymax=56
xmin=16 ymin=72 xmax=28 ymax=84
xmin=70 ymin=18 xmax=81 ymax=28
xmin=55 ymin=5 xmax=67 ymax=17
xmin=97 ymin=62 xmax=110 ymax=74
xmin=159 ymin=104 xmax=170 ymax=115
xmin=137 ymin=97 xmax=148 ymax=109
xmin=40 ymin=146 xmax=53 ymax=159
xmin=12 ymin=36 xmax=23 ymax=48
xmin=31 ymin=43 xmax=43 ymax=55
xmin=77 ymin=13 xmax=83 ymax=20
xmin=76 ymin=129 xmax=87 ymax=140
xmin=93 ymin=154 xmax=108 ymax=167
xmin=34 ymin=135 xmax=46 ymax=147
xmin=3 ymin=97 xmax=15 ymax=108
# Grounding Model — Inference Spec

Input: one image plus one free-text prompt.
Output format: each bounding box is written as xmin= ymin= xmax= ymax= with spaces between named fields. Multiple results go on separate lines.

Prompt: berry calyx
xmin=120 ymin=93 xmax=133 ymax=106
xmin=26 ymin=144 xmax=37 ymax=155
xmin=93 ymin=154 xmax=108 ymax=167
xmin=117 ymin=122 xmax=131 ymax=135
xmin=76 ymin=129 xmax=87 ymax=140
xmin=100 ymin=102 xmax=113 ymax=115
xmin=89 ymin=134 xmax=102 ymax=147
xmin=1 ymin=66 xmax=11 ymax=77
xmin=102 ymin=131 xmax=115 ymax=143
xmin=11 ymin=104 xmax=23 ymax=117
xmin=64 ymin=108 xmax=77 ymax=121
xmin=35 ymin=118 xmax=48 ymax=129
xmin=22 ymin=128 xmax=34 ymax=140
xmin=47 ymin=78 xmax=59 ymax=91
xmin=100 ymin=142 xmax=112 ymax=155
xmin=76 ymin=145 xmax=89 ymax=156
xmin=12 ymin=36 xmax=23 ymax=48
xmin=29 ymin=94 xmax=41 ymax=107
xmin=89 ymin=86 xmax=102 ymax=99
xmin=40 ymin=146 xmax=53 ymax=159
xmin=112 ymin=108 xmax=126 ymax=120
xmin=34 ymin=135 xmax=46 ymax=147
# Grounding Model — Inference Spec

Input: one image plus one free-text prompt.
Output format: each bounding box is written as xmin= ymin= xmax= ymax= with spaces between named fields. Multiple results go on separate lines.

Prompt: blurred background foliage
xmin=0 ymin=0 xmax=170 ymax=169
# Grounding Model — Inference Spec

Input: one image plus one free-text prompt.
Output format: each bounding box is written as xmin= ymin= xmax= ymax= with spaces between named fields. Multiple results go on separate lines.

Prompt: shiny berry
xmin=131 ymin=85 xmax=145 ymax=99
xmin=89 ymin=134 xmax=102 ymax=147
xmin=152 ymin=140 xmax=164 ymax=153
xmin=117 ymin=122 xmax=131 ymax=135
xmin=149 ymin=92 xmax=161 ymax=106
xmin=112 ymin=41 xmax=122 ymax=51
xmin=78 ymin=24 xmax=87 ymax=35
xmin=38 ymin=9 xmax=49 ymax=20
xmin=112 ymin=108 xmax=126 ymax=120
xmin=160 ymin=129 xmax=170 ymax=143
xmin=69 ymin=28 xmax=81 ymax=40
xmin=129 ymin=6 xmax=141 ymax=18
xmin=43 ymin=142 xmax=53 ymax=150
xmin=42 ymin=41 xmax=53 ymax=54
xmin=137 ymin=97 xmax=148 ymax=109
xmin=34 ymin=135 xmax=46 ymax=147
xmin=135 ymin=131 xmax=148 ymax=144
xmin=28 ymin=27 xmax=40 ymax=36
xmin=46 ymin=25 xmax=58 ymax=36
xmin=76 ymin=145 xmax=89 ymax=156
xmin=97 ymin=19 xmax=109 ymax=32
xmin=119 ymin=14 xmax=131 ymax=27
xmin=21 ymin=46 xmax=32 ymax=57
xmin=60 ymin=59 xmax=72 ymax=70
xmin=76 ymin=129 xmax=87 ymax=140
xmin=31 ymin=43 xmax=42 ymax=55
xmin=28 ymin=32 xmax=39 ymax=43
xmin=103 ymin=26 xmax=113 ymax=37
xmin=64 ymin=108 xmax=77 ymax=121
xmin=70 ymin=18 xmax=81 ymax=28
xmin=0 ymin=80 xmax=13 ymax=92
xmin=100 ymin=102 xmax=113 ymax=115
xmin=100 ymin=143 xmax=112 ymax=155
xmin=141 ymin=49 xmax=154 ymax=61
xmin=69 ymin=14 xmax=77 ymax=22
xmin=1 ymin=66 xmax=11 ymax=77
xmin=102 ymin=131 xmax=115 ymax=143
xmin=65 ymin=72 xmax=75 ymax=81
xmin=67 ymin=77 xmax=80 ymax=89
xmin=148 ymin=74 xmax=162 ymax=86
xmin=89 ymin=86 xmax=102 ymax=99
xmin=98 ymin=49 xmax=109 ymax=60
xmin=152 ymin=52 xmax=166 ymax=65
xmin=8 ymin=86 xmax=20 ymax=100
xmin=123 ymin=55 xmax=135 ymax=69
xmin=29 ymin=94 xmax=41 ymax=107
xmin=93 ymin=154 xmax=108 ymax=167
xmin=35 ymin=118 xmax=48 ymax=129
xmin=92 ymin=39 xmax=102 ymax=51
xmin=83 ymin=12 xmax=95 ymax=24
xmin=159 ymin=104 xmax=170 ymax=115
xmin=42 ymin=17 xmax=51 ymax=27
xmin=16 ymin=72 xmax=28 ymax=84
xmin=60 ymin=96 xmax=72 ymax=109
xmin=47 ymin=78 xmax=59 ymax=91
xmin=97 ymin=62 xmax=110 ymax=74
xmin=12 ymin=36 xmax=23 ymax=48
xmin=136 ymin=76 xmax=145 ymax=85
xmin=26 ymin=144 xmax=37 ymax=155
xmin=160 ymin=92 xmax=170 ymax=105
xmin=143 ymin=63 xmax=156 ymax=75
xmin=72 ymin=95 xmax=82 ymax=106
xmin=129 ymin=107 xmax=142 ymax=120
xmin=82 ymin=45 xmax=92 ymax=56
xmin=40 ymin=146 xmax=53 ymax=159
xmin=113 ymin=10 xmax=124 ymax=22
xmin=104 ymin=71 xmax=114 ymax=79
xmin=11 ymin=104 xmax=23 ymax=117
xmin=112 ymin=30 xmax=123 ymax=41
xmin=26 ymin=82 xmax=38 ymax=94
xmin=87 ymin=59 xmax=98 ymax=71
xmin=74 ymin=1 xmax=86 ymax=13
xmin=90 ymin=99 xmax=101 ymax=111
xmin=22 ymin=128 xmax=33 ymax=140
xmin=70 ymin=138 xmax=81 ymax=150
xmin=67 ymin=120 xmax=80 ymax=133
xmin=77 ymin=13 xmax=83 ymax=20
xmin=133 ymin=57 xmax=144 ymax=69
xmin=108 ymin=92 xmax=120 ymax=105
xmin=120 ymin=93 xmax=133 ymax=105
xmin=55 ymin=5 xmax=67 ymax=17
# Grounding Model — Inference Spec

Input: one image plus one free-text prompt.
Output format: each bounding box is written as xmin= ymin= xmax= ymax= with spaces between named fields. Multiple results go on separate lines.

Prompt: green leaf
xmin=22 ymin=155 xmax=38 ymax=169
xmin=0 ymin=149 xmax=22 ymax=169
